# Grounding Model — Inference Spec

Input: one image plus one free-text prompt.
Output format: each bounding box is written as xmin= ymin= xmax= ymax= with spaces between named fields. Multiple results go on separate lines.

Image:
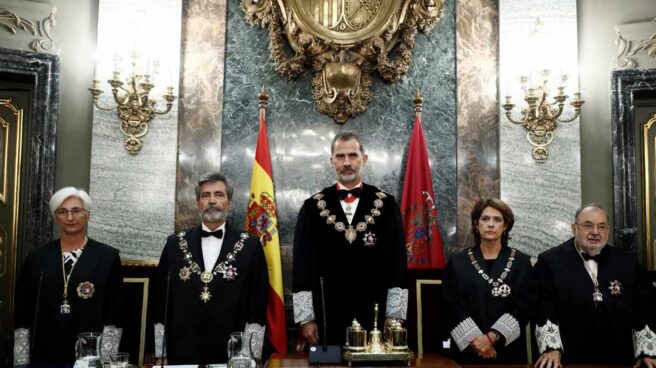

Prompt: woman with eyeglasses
xmin=442 ymin=198 xmax=536 ymax=364
xmin=13 ymin=187 xmax=123 ymax=367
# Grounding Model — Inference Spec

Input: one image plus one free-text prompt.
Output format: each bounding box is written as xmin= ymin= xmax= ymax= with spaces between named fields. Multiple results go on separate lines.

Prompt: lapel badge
xmin=363 ymin=232 xmax=377 ymax=248
xmin=608 ymin=280 xmax=623 ymax=296
xmin=179 ymin=266 xmax=191 ymax=281
xmin=76 ymin=281 xmax=95 ymax=299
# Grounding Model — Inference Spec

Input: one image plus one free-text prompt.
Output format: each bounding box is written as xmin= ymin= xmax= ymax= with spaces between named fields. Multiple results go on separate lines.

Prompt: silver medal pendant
xmin=593 ymin=290 xmax=603 ymax=303
xmin=497 ymin=283 xmax=512 ymax=297
xmin=60 ymin=299 xmax=71 ymax=314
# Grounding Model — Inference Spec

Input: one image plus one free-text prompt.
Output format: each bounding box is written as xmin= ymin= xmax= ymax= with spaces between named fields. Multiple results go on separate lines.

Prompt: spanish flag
xmin=244 ymin=95 xmax=287 ymax=352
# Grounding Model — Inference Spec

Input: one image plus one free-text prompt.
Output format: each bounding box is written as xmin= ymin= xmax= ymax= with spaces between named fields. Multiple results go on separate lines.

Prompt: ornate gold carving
xmin=0 ymin=8 xmax=56 ymax=52
xmin=241 ymin=0 xmax=444 ymax=123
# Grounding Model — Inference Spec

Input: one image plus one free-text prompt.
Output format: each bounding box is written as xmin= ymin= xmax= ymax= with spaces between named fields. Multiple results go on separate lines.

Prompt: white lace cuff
xmin=491 ymin=313 xmax=521 ymax=346
xmin=535 ymin=320 xmax=563 ymax=353
xmin=101 ymin=325 xmax=123 ymax=358
xmin=245 ymin=322 xmax=266 ymax=360
xmin=13 ymin=328 xmax=30 ymax=366
xmin=154 ymin=323 xmax=167 ymax=358
xmin=633 ymin=325 xmax=656 ymax=358
xmin=451 ymin=317 xmax=483 ymax=352
xmin=386 ymin=287 xmax=408 ymax=320
xmin=293 ymin=291 xmax=315 ymax=324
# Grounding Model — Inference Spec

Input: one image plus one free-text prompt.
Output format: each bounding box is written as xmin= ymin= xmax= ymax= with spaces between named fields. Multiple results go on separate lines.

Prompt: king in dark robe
xmin=153 ymin=173 xmax=268 ymax=365
xmin=292 ymin=132 xmax=408 ymax=348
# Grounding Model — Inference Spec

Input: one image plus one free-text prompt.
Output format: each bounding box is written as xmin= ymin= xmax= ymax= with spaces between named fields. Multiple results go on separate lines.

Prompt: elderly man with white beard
xmin=534 ymin=204 xmax=656 ymax=368
xmin=153 ymin=172 xmax=268 ymax=365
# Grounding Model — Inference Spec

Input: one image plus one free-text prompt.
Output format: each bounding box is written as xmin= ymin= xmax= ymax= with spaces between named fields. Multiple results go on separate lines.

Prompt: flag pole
xmin=413 ymin=89 xmax=423 ymax=118
xmin=259 ymin=85 xmax=268 ymax=114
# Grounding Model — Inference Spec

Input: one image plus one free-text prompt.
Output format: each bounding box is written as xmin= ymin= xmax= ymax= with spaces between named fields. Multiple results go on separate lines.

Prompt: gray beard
xmin=202 ymin=208 xmax=227 ymax=223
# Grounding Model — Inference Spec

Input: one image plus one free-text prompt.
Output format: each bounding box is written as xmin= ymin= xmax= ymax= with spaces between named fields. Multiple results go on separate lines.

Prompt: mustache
xmin=203 ymin=205 xmax=224 ymax=213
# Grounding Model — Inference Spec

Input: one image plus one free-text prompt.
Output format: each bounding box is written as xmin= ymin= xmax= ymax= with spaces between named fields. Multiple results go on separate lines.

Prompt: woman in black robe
xmin=13 ymin=187 xmax=123 ymax=367
xmin=442 ymin=198 xmax=535 ymax=364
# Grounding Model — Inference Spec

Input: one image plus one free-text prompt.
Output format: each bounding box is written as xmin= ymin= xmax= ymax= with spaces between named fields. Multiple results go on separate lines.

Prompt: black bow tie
xmin=581 ymin=252 xmax=600 ymax=262
xmin=338 ymin=187 xmax=362 ymax=200
xmin=201 ymin=229 xmax=223 ymax=239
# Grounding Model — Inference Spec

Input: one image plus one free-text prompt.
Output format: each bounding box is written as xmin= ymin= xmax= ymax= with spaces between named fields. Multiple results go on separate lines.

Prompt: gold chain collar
xmin=313 ymin=188 xmax=386 ymax=244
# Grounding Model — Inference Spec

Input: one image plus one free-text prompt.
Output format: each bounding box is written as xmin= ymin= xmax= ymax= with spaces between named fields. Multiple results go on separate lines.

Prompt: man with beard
xmin=153 ymin=172 xmax=268 ymax=365
xmin=293 ymin=132 xmax=408 ymax=350
xmin=534 ymin=204 xmax=656 ymax=368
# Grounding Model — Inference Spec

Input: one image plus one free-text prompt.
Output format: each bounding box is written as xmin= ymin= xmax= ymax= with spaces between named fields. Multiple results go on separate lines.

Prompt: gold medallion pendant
xmin=200 ymin=286 xmax=212 ymax=303
xmin=345 ymin=226 xmax=357 ymax=244
xmin=200 ymin=271 xmax=214 ymax=283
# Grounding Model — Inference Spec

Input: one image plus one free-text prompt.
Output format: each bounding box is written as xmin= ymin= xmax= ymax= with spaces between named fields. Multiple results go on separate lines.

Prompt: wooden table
xmin=264 ymin=353 xmax=629 ymax=368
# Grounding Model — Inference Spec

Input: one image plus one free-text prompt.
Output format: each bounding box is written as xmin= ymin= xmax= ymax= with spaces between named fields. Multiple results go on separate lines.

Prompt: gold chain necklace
xmin=468 ymin=247 xmax=516 ymax=298
xmin=59 ymin=236 xmax=88 ymax=314
xmin=313 ymin=189 xmax=386 ymax=244
xmin=177 ymin=231 xmax=248 ymax=303
xmin=575 ymin=246 xmax=603 ymax=304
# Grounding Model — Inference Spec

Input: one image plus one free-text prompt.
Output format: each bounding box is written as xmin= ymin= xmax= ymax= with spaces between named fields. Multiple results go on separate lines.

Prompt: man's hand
xmin=296 ymin=321 xmax=319 ymax=351
xmin=634 ymin=356 xmax=656 ymax=368
xmin=469 ymin=334 xmax=494 ymax=358
xmin=153 ymin=358 xmax=168 ymax=366
xmin=535 ymin=350 xmax=562 ymax=368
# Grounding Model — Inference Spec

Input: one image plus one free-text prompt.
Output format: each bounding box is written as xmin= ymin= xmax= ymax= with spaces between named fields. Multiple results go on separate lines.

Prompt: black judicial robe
xmin=155 ymin=224 xmax=268 ymax=364
xmin=293 ymin=183 xmax=407 ymax=344
xmin=442 ymin=245 xmax=535 ymax=364
xmin=534 ymin=238 xmax=656 ymax=364
xmin=13 ymin=239 xmax=123 ymax=366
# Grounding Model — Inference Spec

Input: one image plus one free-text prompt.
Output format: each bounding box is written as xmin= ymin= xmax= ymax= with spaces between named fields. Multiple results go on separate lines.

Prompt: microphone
xmin=31 ymin=270 xmax=44 ymax=354
xmin=161 ymin=271 xmax=171 ymax=368
xmin=308 ymin=277 xmax=341 ymax=364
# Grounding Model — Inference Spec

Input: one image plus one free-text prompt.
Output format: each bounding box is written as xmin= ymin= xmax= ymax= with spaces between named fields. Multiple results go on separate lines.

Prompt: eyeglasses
xmin=576 ymin=222 xmax=608 ymax=232
xmin=55 ymin=207 xmax=88 ymax=219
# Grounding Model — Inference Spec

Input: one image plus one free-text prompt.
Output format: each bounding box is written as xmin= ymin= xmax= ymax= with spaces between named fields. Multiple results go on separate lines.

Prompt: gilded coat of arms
xmin=241 ymin=0 xmax=444 ymax=123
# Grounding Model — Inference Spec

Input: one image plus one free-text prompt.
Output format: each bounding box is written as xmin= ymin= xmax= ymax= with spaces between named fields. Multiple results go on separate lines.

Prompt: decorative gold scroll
xmin=241 ymin=0 xmax=444 ymax=124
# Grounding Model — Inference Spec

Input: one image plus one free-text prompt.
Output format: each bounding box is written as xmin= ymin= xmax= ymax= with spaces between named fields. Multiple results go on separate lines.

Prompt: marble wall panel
xmin=499 ymin=0 xmax=581 ymax=257
xmin=175 ymin=0 xmax=227 ymax=230
xmin=455 ymin=0 xmax=500 ymax=252
xmin=221 ymin=1 xmax=457 ymax=297
xmin=88 ymin=0 xmax=182 ymax=261
xmin=0 ymin=48 xmax=59 ymax=259
xmin=611 ymin=69 xmax=656 ymax=256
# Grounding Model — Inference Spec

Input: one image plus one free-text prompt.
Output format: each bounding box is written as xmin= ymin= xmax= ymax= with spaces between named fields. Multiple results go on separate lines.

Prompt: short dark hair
xmin=471 ymin=198 xmax=515 ymax=247
xmin=195 ymin=172 xmax=233 ymax=201
xmin=331 ymin=132 xmax=365 ymax=155
xmin=574 ymin=203 xmax=608 ymax=223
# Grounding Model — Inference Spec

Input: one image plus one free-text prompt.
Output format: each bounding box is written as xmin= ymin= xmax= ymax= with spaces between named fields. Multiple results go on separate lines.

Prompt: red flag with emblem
xmin=400 ymin=115 xmax=446 ymax=269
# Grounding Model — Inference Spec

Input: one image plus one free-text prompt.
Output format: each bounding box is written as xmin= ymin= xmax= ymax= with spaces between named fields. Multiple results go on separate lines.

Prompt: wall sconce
xmin=502 ymin=69 xmax=584 ymax=162
xmin=88 ymin=57 xmax=176 ymax=155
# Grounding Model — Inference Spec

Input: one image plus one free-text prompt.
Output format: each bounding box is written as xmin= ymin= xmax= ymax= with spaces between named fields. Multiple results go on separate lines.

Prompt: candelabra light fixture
xmin=89 ymin=57 xmax=176 ymax=155
xmin=502 ymin=69 xmax=584 ymax=163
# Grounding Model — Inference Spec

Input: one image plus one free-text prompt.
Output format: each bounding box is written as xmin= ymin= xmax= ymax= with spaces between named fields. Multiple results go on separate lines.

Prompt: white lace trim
xmin=491 ymin=313 xmax=521 ymax=346
xmin=245 ymin=322 xmax=266 ymax=360
xmin=13 ymin=328 xmax=30 ymax=366
xmin=154 ymin=323 xmax=167 ymax=358
xmin=101 ymin=325 xmax=123 ymax=358
xmin=633 ymin=325 xmax=656 ymax=358
xmin=535 ymin=320 xmax=563 ymax=353
xmin=293 ymin=291 xmax=315 ymax=324
xmin=386 ymin=287 xmax=408 ymax=320
xmin=450 ymin=317 xmax=483 ymax=352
